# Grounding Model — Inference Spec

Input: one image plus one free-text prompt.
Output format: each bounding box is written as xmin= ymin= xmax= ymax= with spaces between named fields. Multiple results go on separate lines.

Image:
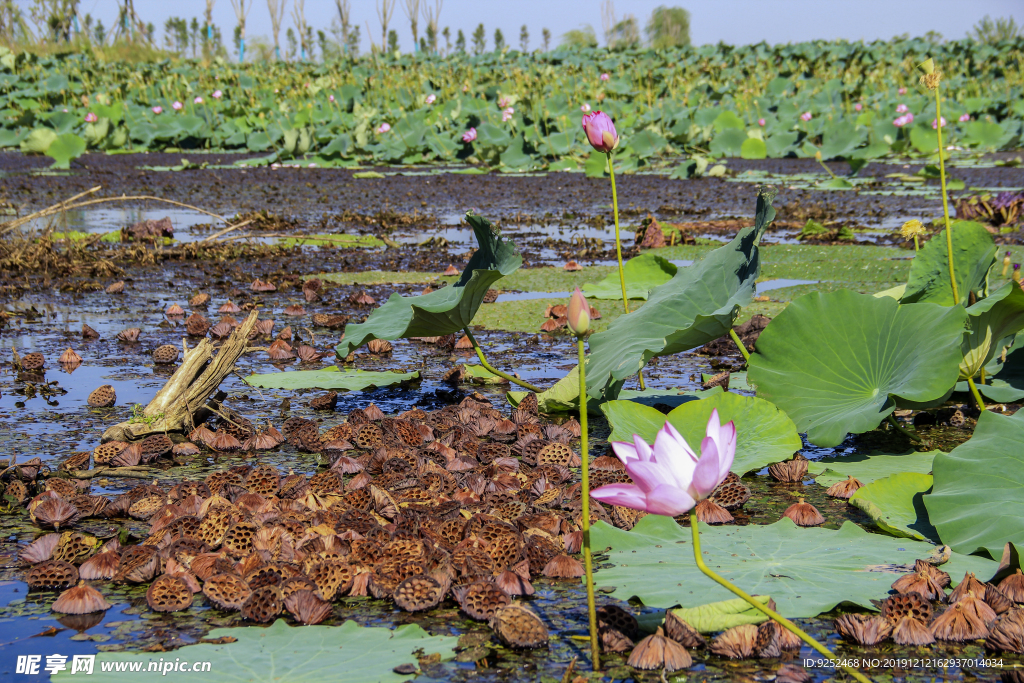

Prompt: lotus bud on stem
xmin=900 ymin=219 xmax=925 ymax=252
xmin=567 ymin=288 xmax=600 ymax=670
xmin=461 ymin=327 xmax=542 ymax=393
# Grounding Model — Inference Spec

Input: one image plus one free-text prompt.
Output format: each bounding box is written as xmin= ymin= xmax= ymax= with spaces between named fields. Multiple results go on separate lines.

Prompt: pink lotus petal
xmin=643 ymin=484 xmax=696 ymax=517
xmin=590 ymin=483 xmax=650 ymax=510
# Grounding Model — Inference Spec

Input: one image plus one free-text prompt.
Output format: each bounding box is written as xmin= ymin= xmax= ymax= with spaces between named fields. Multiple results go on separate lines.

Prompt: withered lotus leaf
xmin=663 ymin=610 xmax=706 ymax=648
xmin=19 ymin=533 xmax=60 ymax=565
xmin=892 ymin=615 xmax=935 ymax=645
xmin=116 ymin=328 xmax=140 ymax=342
xmin=81 ymin=323 xmax=100 ymax=339
xmin=79 ymin=550 xmax=121 ymax=580
xmin=768 ymin=456 xmax=808 ymax=483
xmin=542 ymin=553 xmax=584 ymax=579
xmin=189 ymin=292 xmax=210 ymax=307
xmin=59 ymin=348 xmax=82 ymax=365
xmin=826 ymin=475 xmax=864 ymax=499
xmin=782 ymin=499 xmax=825 ymax=526
xmin=218 ymin=301 xmax=241 ymax=314
xmin=367 ymin=339 xmax=392 ymax=354
xmin=950 ymin=572 xmax=988 ymax=604
xmin=998 ymin=569 xmax=1024 ymax=603
xmin=694 ymin=498 xmax=734 ymax=524
xmin=628 ymin=627 xmax=692 ymax=671
xmin=776 ymin=664 xmax=812 ymax=683
xmin=986 ymin=608 xmax=1024 ymax=653
xmin=52 ymin=581 xmax=112 ymax=614
xmin=930 ymin=601 xmax=990 ymax=641
xmin=31 ymin=496 xmax=80 ymax=530
xmin=284 ymin=589 xmax=333 ymax=625
xmin=710 ymin=623 xmax=757 ymax=659
xmin=892 ymin=570 xmax=945 ymax=601
xmin=165 ymin=303 xmax=185 ymax=316
xmin=834 ymin=614 xmax=892 ymax=645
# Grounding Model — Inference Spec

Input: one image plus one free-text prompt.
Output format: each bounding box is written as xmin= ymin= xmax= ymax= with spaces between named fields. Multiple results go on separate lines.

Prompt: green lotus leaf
xmin=637 ymin=596 xmax=773 ymax=634
xmin=336 ymin=213 xmax=521 ymax=357
xmin=925 ymin=409 xmax=1024 ymax=559
xmin=747 ymin=290 xmax=968 ymax=447
xmin=20 ymin=127 xmax=57 ymax=154
xmin=958 ymin=334 xmax=1024 ymax=402
xmin=600 ymin=391 xmax=801 ymax=475
xmin=44 ymin=133 xmax=87 ymax=169
xmin=584 ymin=190 xmax=775 ymax=402
xmin=740 ymin=137 xmax=767 ymax=159
xmin=849 ymin=472 xmax=938 ymax=542
xmin=959 ymin=281 xmax=1024 ymax=380
xmin=581 ymin=253 xmax=677 ymax=300
xmin=901 ymin=221 xmax=996 ymax=307
xmin=812 ymin=449 xmax=939 ymax=488
xmin=53 ymin=619 xmax=458 ymax=683
xmin=589 ymin=514 xmax=998 ymax=618
xmin=244 ymin=367 xmax=419 ymax=391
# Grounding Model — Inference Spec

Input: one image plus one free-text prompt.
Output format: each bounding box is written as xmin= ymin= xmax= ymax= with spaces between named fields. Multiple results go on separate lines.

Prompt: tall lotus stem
xmin=567 ymin=288 xmax=599 ymax=669
xmin=689 ymin=511 xmax=871 ymax=683
xmin=462 ymin=327 xmax=542 ymax=392
xmin=606 ymin=153 xmax=645 ymax=390
xmin=918 ymin=59 xmax=957 ymax=303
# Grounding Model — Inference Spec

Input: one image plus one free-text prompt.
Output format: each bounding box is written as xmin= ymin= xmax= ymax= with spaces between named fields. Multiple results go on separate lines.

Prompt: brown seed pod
xmin=152 ymin=345 xmax=180 ymax=364
xmin=628 ymin=627 xmax=692 ymax=671
xmin=5 ymin=479 xmax=28 ymax=505
xmin=52 ymin=531 xmax=98 ymax=564
xmin=881 ymin=591 xmax=933 ymax=623
xmin=116 ymin=328 xmax=141 ymax=342
xmin=87 ymin=385 xmax=116 ymax=407
xmin=222 ymin=521 xmax=258 ymax=557
xmin=147 ymin=574 xmax=194 ymax=612
xmin=52 ymin=581 xmax=112 ymax=614
xmin=491 ymin=604 xmax=549 ymax=649
xmin=393 ymin=575 xmax=445 ymax=612
xmin=768 ymin=456 xmax=808 ymax=483
xmin=998 ymin=569 xmax=1024 ymax=603
xmin=45 ymin=478 xmax=80 ymax=500
xmin=21 ymin=352 xmax=45 ymax=370
xmin=931 ymin=600 xmax=990 ymax=641
xmin=986 ymin=608 xmax=1024 ymax=653
xmin=59 ymin=348 xmax=82 ymax=365
xmin=241 ymin=585 xmax=283 ymax=623
xmin=59 ymin=451 xmax=90 ymax=472
xmin=284 ymin=589 xmax=333 ymax=625
xmin=185 ymin=313 xmax=211 ymax=337
xmin=453 ymin=580 xmax=511 ymax=621
xmin=26 ymin=560 xmax=79 ymax=590
xmin=203 ymin=573 xmax=253 ymax=611
xmin=106 ymin=281 xmax=125 ymax=294
xmin=307 ymin=560 xmax=357 ymax=600
xmin=537 ymin=442 xmax=577 ymax=467
xmin=113 ymin=545 xmax=160 ymax=583
xmin=782 ymin=498 xmax=825 ymax=526
xmin=834 ymin=613 xmax=893 ymax=645
xmin=597 ymin=605 xmax=639 ymax=641
xmin=710 ymin=474 xmax=752 ymax=510
xmin=694 ymin=498 xmax=734 ymax=524
xmin=826 ymin=475 xmax=864 ymax=499
xmin=663 ymin=610 xmax=706 ymax=648
xmin=309 ymin=391 xmax=338 ymax=411
xmin=128 ymin=495 xmax=165 ymax=520
xmin=140 ymin=434 xmax=174 ymax=461
xmin=710 ymin=623 xmax=757 ymax=659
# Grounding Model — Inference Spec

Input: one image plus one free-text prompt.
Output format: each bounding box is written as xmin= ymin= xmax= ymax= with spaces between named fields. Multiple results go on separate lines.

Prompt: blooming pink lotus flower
xmin=893 ymin=115 xmax=910 ymax=127
xmin=580 ymin=103 xmax=591 ymax=113
xmin=152 ymin=106 xmax=163 ymax=115
xmin=854 ymin=103 xmax=863 ymax=111
xmin=959 ymin=113 xmax=971 ymax=122
xmin=84 ymin=112 xmax=98 ymax=123
xmin=758 ymin=118 xmax=765 ymax=126
xmin=462 ymin=127 xmax=477 ymax=143
xmin=582 ymin=111 xmax=618 ymax=153
xmin=896 ymin=104 xmax=908 ymax=113
xmin=375 ymin=122 xmax=391 ymax=134
xmin=172 ymin=101 xmax=183 ymax=111
xmin=194 ymin=96 xmax=203 ymax=104
xmin=498 ymin=96 xmax=512 ymax=109
xmin=932 ymin=117 xmax=947 ymax=129
xmin=425 ymin=94 xmax=436 ymax=105
xmin=800 ymin=111 xmax=812 ymax=122
xmin=600 ymin=73 xmax=610 ymax=81
xmin=591 ymin=410 xmax=736 ymax=516
xmin=501 ymin=107 xmax=515 ymax=122
xmin=898 ymin=87 xmax=907 ymax=95
xmin=212 ymin=90 xmax=223 ymax=99
xmin=566 ymin=287 xmax=590 ymax=335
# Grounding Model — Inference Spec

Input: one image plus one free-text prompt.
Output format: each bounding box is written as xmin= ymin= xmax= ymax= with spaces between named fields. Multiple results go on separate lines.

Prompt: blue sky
xmin=48 ymin=0 xmax=1024 ymax=52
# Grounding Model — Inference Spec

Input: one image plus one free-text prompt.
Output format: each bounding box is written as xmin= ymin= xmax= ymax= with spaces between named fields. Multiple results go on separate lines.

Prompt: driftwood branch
xmin=101 ymin=310 xmax=259 ymax=442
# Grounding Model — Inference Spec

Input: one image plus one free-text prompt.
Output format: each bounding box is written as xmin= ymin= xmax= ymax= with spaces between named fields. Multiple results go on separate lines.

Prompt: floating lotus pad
xmin=244 ymin=367 xmax=419 ymax=391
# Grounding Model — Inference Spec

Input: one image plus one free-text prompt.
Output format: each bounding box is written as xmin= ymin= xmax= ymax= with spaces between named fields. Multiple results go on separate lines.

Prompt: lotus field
xmin=2 ymin=30 xmax=1024 ymax=683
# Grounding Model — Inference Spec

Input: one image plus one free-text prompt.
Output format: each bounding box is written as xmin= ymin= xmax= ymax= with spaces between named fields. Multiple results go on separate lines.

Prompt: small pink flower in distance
xmin=376 ymin=122 xmax=391 ymax=134
xmin=172 ymin=101 xmax=183 ymax=111
xmin=580 ymin=103 xmax=591 ymax=112
xmin=959 ymin=113 xmax=971 ymax=122
xmin=904 ymin=112 xmax=914 ymax=124
xmin=893 ymin=115 xmax=909 ymax=127
xmin=502 ymin=107 xmax=515 ymax=122
xmin=898 ymin=87 xmax=907 ymax=95
xmin=800 ymin=111 xmax=812 ymax=122
xmin=600 ymin=73 xmax=610 ymax=81
xmin=152 ymin=106 xmax=163 ymax=115
xmin=426 ymin=94 xmax=436 ymax=105
xmin=932 ymin=117 xmax=947 ymax=129
xmin=758 ymin=118 xmax=766 ymax=127
xmin=854 ymin=103 xmax=863 ymax=111
xmin=498 ymin=96 xmax=511 ymax=109
xmin=84 ymin=112 xmax=98 ymax=123
xmin=212 ymin=90 xmax=223 ymax=99
xmin=328 ymin=95 xmax=335 ymax=103
xmin=896 ymin=104 xmax=908 ymax=113
xmin=194 ymin=96 xmax=203 ymax=104
xmin=462 ymin=84 xmax=469 ymax=92
xmin=462 ymin=127 xmax=477 ymax=143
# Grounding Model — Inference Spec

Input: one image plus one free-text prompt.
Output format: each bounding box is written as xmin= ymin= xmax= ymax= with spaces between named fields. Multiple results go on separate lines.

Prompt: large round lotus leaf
xmin=600 ymin=391 xmax=802 ymax=475
xmin=588 ymin=515 xmax=998 ymax=618
xmin=748 ymin=290 xmax=968 ymax=447
xmin=813 ymin=449 xmax=938 ymax=488
xmin=900 ymin=221 xmax=995 ymax=307
xmin=582 ymin=253 xmax=677 ymax=301
xmin=849 ymin=472 xmax=938 ymax=542
xmin=925 ymin=409 xmax=1024 ymax=559
xmin=52 ymin=619 xmax=459 ymax=683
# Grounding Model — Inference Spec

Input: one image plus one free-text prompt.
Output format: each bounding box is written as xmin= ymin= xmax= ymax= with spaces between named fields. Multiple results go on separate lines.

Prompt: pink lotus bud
xmin=896 ymin=104 xmax=908 ymax=113
xmin=375 ymin=123 xmax=391 ymax=134
xmin=854 ymin=103 xmax=863 ymax=111
xmin=898 ymin=87 xmax=907 ymax=94
xmin=172 ymin=101 xmax=183 ymax=111
xmin=932 ymin=117 xmax=947 ymax=129
xmin=800 ymin=111 xmax=812 ymax=122
xmin=959 ymin=113 xmax=970 ymax=122
xmin=328 ymin=95 xmax=335 ymax=103
xmin=152 ymin=106 xmax=163 ymax=115
xmin=462 ymin=127 xmax=477 ymax=143
xmin=758 ymin=118 xmax=765 ymax=126
xmin=580 ymin=103 xmax=591 ymax=112
xmin=84 ymin=112 xmax=98 ymax=123
xmin=600 ymin=73 xmax=610 ymax=81
xmin=194 ymin=96 xmax=203 ymax=104
xmin=212 ymin=90 xmax=223 ymax=99
xmin=567 ymin=288 xmax=590 ymax=335
xmin=582 ymin=111 xmax=618 ymax=153
xmin=425 ymin=94 xmax=436 ymax=105
xmin=498 ymin=96 xmax=511 ymax=108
